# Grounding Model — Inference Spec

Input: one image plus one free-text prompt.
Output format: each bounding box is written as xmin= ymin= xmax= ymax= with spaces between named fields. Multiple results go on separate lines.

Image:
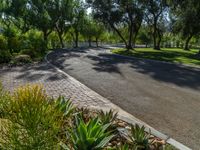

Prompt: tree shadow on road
xmin=47 ymin=48 xmax=200 ymax=90
xmin=0 ymin=63 xmax=66 ymax=83
xmin=86 ymin=52 xmax=200 ymax=90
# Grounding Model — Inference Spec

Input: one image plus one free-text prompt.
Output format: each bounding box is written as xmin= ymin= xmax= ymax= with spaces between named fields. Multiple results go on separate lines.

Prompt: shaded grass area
xmin=112 ymin=48 xmax=200 ymax=66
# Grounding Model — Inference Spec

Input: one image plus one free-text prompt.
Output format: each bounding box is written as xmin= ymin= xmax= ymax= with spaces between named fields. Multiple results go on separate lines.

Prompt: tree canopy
xmin=0 ymin=0 xmax=200 ymax=51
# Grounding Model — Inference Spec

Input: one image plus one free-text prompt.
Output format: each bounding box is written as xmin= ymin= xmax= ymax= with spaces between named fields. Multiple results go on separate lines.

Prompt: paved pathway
xmin=47 ymin=48 xmax=200 ymax=150
xmin=0 ymin=63 xmax=111 ymax=109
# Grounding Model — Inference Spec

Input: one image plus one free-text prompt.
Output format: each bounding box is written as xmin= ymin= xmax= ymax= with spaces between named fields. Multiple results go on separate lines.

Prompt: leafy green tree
xmin=1 ymin=0 xmax=58 ymax=49
xmin=170 ymin=0 xmax=200 ymax=50
xmin=70 ymin=0 xmax=86 ymax=48
xmin=87 ymin=0 xmax=144 ymax=50
xmin=27 ymin=0 xmax=59 ymax=48
xmin=81 ymin=17 xmax=104 ymax=47
xmin=144 ymin=0 xmax=168 ymax=50
xmin=80 ymin=17 xmax=94 ymax=47
xmin=138 ymin=26 xmax=152 ymax=47
xmin=0 ymin=0 xmax=31 ymax=33
xmin=92 ymin=22 xmax=104 ymax=47
xmin=54 ymin=0 xmax=74 ymax=48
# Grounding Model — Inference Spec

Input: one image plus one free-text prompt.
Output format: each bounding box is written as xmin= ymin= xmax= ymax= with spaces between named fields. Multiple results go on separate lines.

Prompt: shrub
xmin=2 ymin=28 xmax=22 ymax=54
xmin=99 ymin=110 xmax=118 ymax=125
xmin=54 ymin=96 xmax=75 ymax=118
xmin=12 ymin=54 xmax=32 ymax=64
xmin=0 ymin=82 xmax=11 ymax=118
xmin=20 ymin=49 xmax=37 ymax=58
xmin=130 ymin=124 xmax=150 ymax=149
xmin=0 ymin=35 xmax=7 ymax=50
xmin=19 ymin=30 xmax=47 ymax=60
xmin=0 ymin=84 xmax=63 ymax=150
xmin=49 ymin=32 xmax=60 ymax=49
xmin=99 ymin=110 xmax=118 ymax=134
xmin=8 ymin=37 xmax=22 ymax=53
xmin=0 ymin=35 xmax=11 ymax=63
xmin=68 ymin=117 xmax=115 ymax=150
xmin=26 ymin=31 xmax=47 ymax=54
xmin=0 ymin=50 xmax=11 ymax=63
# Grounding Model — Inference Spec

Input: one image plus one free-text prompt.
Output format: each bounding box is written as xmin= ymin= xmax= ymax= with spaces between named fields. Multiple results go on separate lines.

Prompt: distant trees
xmin=1 ymin=0 xmax=200 ymax=51
xmin=138 ymin=26 xmax=151 ymax=47
xmin=87 ymin=0 xmax=145 ymax=50
xmin=81 ymin=17 xmax=104 ymax=47
xmin=170 ymin=0 xmax=200 ymax=50
xmin=54 ymin=0 xmax=74 ymax=48
xmin=70 ymin=0 xmax=86 ymax=48
xmin=143 ymin=0 xmax=168 ymax=50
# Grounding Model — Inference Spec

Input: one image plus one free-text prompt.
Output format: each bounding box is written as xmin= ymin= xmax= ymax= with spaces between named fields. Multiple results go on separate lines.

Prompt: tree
xmin=70 ymin=0 xmax=86 ymax=48
xmin=138 ymin=26 xmax=151 ymax=47
xmin=93 ymin=22 xmax=104 ymax=47
xmin=27 ymin=0 xmax=60 ymax=48
xmin=0 ymin=0 xmax=31 ymax=33
xmin=144 ymin=0 xmax=168 ymax=50
xmin=54 ymin=0 xmax=74 ymax=48
xmin=81 ymin=17 xmax=94 ymax=47
xmin=87 ymin=0 xmax=144 ymax=50
xmin=81 ymin=18 xmax=104 ymax=47
xmin=170 ymin=0 xmax=200 ymax=50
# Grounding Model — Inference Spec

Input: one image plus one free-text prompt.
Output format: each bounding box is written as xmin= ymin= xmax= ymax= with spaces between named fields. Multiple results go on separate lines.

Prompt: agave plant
xmin=98 ymin=110 xmax=118 ymax=134
xmin=69 ymin=116 xmax=115 ymax=150
xmin=130 ymin=124 xmax=150 ymax=150
xmin=99 ymin=110 xmax=118 ymax=125
xmin=77 ymin=107 xmax=93 ymax=123
xmin=54 ymin=96 xmax=75 ymax=117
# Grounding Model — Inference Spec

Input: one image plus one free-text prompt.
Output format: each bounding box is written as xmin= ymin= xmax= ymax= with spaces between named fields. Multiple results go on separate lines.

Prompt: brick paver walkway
xmin=0 ymin=62 xmax=111 ymax=109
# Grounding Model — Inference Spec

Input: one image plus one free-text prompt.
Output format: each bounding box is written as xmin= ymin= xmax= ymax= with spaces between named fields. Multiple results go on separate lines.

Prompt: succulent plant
xmin=70 ymin=116 xmax=115 ymax=150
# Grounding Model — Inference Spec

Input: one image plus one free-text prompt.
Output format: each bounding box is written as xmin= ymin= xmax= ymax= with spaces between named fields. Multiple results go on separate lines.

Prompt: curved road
xmin=48 ymin=48 xmax=200 ymax=149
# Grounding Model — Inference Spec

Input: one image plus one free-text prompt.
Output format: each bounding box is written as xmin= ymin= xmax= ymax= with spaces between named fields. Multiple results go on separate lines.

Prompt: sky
xmin=87 ymin=7 xmax=92 ymax=14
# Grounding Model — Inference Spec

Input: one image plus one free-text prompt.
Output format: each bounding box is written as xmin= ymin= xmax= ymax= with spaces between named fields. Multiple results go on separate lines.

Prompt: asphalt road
xmin=48 ymin=48 xmax=200 ymax=149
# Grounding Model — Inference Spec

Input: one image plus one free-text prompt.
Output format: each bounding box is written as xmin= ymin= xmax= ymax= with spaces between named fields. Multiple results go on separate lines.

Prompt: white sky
xmin=87 ymin=7 xmax=92 ymax=14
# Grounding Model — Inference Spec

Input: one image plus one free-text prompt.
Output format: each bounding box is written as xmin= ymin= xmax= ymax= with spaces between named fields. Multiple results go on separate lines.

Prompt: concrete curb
xmin=45 ymin=50 xmax=192 ymax=150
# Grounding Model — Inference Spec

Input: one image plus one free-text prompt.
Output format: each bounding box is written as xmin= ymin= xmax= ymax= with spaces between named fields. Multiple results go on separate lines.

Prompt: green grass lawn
xmin=112 ymin=48 xmax=200 ymax=66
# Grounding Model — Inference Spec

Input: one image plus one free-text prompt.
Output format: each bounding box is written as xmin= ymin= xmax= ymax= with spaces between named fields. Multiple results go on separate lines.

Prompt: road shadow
xmin=0 ymin=62 xmax=66 ymax=83
xmin=88 ymin=52 xmax=200 ymax=90
xmin=49 ymin=48 xmax=200 ymax=90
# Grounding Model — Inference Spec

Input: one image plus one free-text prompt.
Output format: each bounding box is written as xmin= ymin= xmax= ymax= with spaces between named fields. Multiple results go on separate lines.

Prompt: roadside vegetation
xmin=0 ymin=0 xmax=200 ymax=66
xmin=0 ymin=83 xmax=177 ymax=150
xmin=112 ymin=48 xmax=200 ymax=66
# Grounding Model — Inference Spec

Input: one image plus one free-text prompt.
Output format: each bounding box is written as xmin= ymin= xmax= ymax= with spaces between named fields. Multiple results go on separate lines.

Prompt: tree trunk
xmin=56 ymin=27 xmax=64 ymax=48
xmin=184 ymin=35 xmax=193 ymax=50
xmin=156 ymin=30 xmax=162 ymax=50
xmin=153 ymin=30 xmax=159 ymax=50
xmin=58 ymin=32 xmax=64 ymax=48
xmin=127 ymin=22 xmax=133 ymax=50
xmin=153 ymin=18 xmax=160 ymax=50
xmin=75 ymin=31 xmax=79 ymax=48
xmin=43 ymin=31 xmax=48 ymax=50
xmin=132 ymin=19 xmax=142 ymax=49
xmin=43 ymin=29 xmax=52 ymax=50
xmin=96 ymin=38 xmax=99 ymax=47
xmin=88 ymin=38 xmax=92 ymax=47
xmin=109 ymin=23 xmax=128 ymax=49
xmin=153 ymin=30 xmax=158 ymax=50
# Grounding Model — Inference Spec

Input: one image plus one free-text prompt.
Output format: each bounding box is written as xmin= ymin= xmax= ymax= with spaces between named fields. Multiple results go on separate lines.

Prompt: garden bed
xmin=0 ymin=83 xmax=176 ymax=150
